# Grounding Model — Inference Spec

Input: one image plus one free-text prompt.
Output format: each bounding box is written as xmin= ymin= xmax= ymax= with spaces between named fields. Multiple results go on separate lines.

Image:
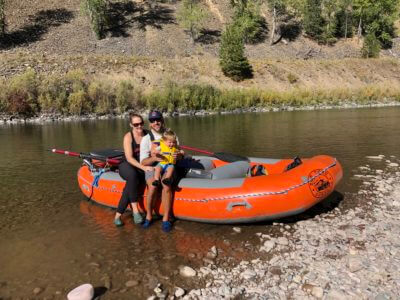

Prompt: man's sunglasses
xmin=131 ymin=121 xmax=144 ymax=127
xmin=149 ymin=118 xmax=162 ymax=123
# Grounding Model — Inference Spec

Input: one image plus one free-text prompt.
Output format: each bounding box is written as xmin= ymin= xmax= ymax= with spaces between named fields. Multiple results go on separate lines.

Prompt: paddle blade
xmin=214 ymin=152 xmax=249 ymax=163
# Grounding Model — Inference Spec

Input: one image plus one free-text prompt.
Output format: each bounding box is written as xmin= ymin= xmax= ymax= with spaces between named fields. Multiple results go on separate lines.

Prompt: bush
xmin=83 ymin=0 xmax=108 ymax=39
xmin=115 ymin=80 xmax=142 ymax=113
xmin=6 ymin=69 xmax=39 ymax=116
xmin=233 ymin=10 xmax=265 ymax=44
xmin=287 ymin=73 xmax=299 ymax=84
xmin=361 ymin=32 xmax=381 ymax=58
xmin=219 ymin=23 xmax=253 ymax=81
xmin=88 ymin=81 xmax=115 ymax=114
xmin=38 ymin=75 xmax=68 ymax=113
xmin=0 ymin=0 xmax=5 ymax=35
xmin=68 ymin=89 xmax=91 ymax=115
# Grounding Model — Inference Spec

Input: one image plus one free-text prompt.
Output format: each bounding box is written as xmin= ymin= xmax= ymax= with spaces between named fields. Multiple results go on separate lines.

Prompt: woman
xmin=114 ymin=112 xmax=153 ymax=226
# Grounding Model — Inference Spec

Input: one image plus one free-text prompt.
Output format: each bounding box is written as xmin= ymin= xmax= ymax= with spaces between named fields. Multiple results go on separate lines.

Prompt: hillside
xmin=1 ymin=0 xmax=400 ymax=96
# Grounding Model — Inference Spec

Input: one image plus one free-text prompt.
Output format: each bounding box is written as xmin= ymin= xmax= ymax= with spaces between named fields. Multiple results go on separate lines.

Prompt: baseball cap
xmin=148 ymin=110 xmax=163 ymax=121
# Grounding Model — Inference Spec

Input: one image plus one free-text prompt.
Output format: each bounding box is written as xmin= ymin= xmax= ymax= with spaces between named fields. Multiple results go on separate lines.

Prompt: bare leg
xmin=161 ymin=166 xmax=174 ymax=186
xmin=161 ymin=180 xmax=172 ymax=222
xmin=152 ymin=166 xmax=162 ymax=186
xmin=145 ymin=180 xmax=157 ymax=222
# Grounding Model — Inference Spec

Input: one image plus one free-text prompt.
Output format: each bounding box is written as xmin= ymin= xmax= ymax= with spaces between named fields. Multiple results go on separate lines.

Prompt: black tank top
xmin=130 ymin=131 xmax=141 ymax=161
xmin=129 ymin=130 xmax=149 ymax=161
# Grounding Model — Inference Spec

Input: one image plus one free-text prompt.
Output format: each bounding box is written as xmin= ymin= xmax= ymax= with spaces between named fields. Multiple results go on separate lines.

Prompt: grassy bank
xmin=1 ymin=69 xmax=400 ymax=117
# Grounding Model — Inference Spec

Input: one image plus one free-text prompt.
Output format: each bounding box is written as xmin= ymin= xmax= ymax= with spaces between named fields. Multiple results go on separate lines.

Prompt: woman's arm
xmin=123 ymin=133 xmax=153 ymax=172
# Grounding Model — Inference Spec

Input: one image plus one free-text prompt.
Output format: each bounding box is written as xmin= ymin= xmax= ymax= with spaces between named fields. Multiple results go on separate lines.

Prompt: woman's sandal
xmin=162 ymin=221 xmax=172 ymax=233
xmin=133 ymin=212 xmax=144 ymax=224
xmin=114 ymin=218 xmax=124 ymax=227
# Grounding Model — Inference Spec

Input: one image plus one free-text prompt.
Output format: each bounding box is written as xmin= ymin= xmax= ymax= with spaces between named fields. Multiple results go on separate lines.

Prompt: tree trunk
xmin=270 ymin=5 xmax=276 ymax=45
xmin=357 ymin=12 xmax=362 ymax=43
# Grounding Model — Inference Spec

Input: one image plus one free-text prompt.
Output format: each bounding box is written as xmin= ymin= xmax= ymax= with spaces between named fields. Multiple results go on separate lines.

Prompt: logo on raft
xmin=308 ymin=169 xmax=333 ymax=198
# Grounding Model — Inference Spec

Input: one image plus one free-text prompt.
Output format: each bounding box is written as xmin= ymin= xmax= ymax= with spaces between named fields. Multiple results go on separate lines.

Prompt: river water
xmin=0 ymin=107 xmax=399 ymax=299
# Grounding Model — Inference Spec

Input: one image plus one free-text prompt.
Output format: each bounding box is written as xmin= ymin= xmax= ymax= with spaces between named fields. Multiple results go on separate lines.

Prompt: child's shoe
xmin=114 ymin=218 xmax=124 ymax=227
xmin=162 ymin=177 xmax=173 ymax=186
xmin=152 ymin=179 xmax=161 ymax=187
xmin=142 ymin=219 xmax=152 ymax=229
xmin=162 ymin=221 xmax=172 ymax=233
xmin=133 ymin=212 xmax=143 ymax=224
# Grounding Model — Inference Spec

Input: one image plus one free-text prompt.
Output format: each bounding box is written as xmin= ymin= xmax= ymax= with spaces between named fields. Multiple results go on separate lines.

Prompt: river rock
xmin=233 ymin=227 xmax=241 ymax=233
xmin=311 ymin=286 xmax=324 ymax=298
xmin=241 ymin=269 xmax=256 ymax=280
xmin=175 ymin=287 xmax=185 ymax=297
xmin=277 ymin=237 xmax=289 ymax=246
xmin=33 ymin=287 xmax=43 ymax=295
xmin=348 ymin=257 xmax=364 ymax=272
xmin=325 ymin=289 xmax=348 ymax=300
xmin=125 ymin=280 xmax=139 ymax=287
xmin=263 ymin=240 xmax=275 ymax=252
xmin=179 ymin=266 xmax=197 ymax=277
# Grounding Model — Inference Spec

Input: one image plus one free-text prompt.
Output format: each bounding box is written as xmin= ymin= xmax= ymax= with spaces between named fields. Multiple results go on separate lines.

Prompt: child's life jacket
xmin=156 ymin=140 xmax=178 ymax=165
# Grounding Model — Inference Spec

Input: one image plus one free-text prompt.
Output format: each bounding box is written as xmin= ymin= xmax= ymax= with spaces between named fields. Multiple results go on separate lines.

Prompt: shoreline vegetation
xmin=1 ymin=56 xmax=400 ymax=124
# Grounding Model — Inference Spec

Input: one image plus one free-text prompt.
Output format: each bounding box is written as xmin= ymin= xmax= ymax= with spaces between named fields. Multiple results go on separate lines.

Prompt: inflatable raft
xmin=77 ymin=151 xmax=343 ymax=224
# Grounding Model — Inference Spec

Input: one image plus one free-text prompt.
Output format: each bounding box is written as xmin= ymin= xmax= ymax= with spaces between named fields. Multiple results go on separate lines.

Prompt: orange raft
xmin=77 ymin=155 xmax=343 ymax=224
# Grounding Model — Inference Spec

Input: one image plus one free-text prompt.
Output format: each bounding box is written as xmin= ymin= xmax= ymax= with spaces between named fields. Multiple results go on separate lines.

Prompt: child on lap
xmin=152 ymin=129 xmax=183 ymax=186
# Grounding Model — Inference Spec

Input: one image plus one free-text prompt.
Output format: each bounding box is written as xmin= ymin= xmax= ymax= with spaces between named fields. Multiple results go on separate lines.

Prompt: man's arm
xmin=140 ymin=135 xmax=162 ymax=166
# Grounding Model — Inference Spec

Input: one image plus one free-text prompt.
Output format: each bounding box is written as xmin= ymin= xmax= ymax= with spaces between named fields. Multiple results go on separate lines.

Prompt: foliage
xmin=82 ymin=0 xmax=108 ymax=39
xmin=303 ymin=0 xmax=324 ymax=39
xmin=231 ymin=0 xmax=265 ymax=44
xmin=5 ymin=69 xmax=39 ymax=116
xmin=0 ymin=0 xmax=5 ymax=35
xmin=68 ymin=89 xmax=91 ymax=115
xmin=88 ymin=81 xmax=115 ymax=114
xmin=177 ymin=0 xmax=208 ymax=42
xmin=219 ymin=23 xmax=253 ymax=81
xmin=361 ymin=32 xmax=381 ymax=58
xmin=115 ymin=80 xmax=143 ymax=113
xmin=353 ymin=0 xmax=399 ymax=48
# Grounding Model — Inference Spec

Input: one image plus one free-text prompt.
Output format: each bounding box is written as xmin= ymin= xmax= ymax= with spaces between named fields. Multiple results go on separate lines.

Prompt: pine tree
xmin=177 ymin=0 xmax=207 ymax=42
xmin=219 ymin=23 xmax=253 ymax=81
xmin=83 ymin=0 xmax=108 ymax=39
xmin=303 ymin=0 xmax=324 ymax=39
xmin=361 ymin=31 xmax=381 ymax=58
xmin=0 ymin=0 xmax=5 ymax=36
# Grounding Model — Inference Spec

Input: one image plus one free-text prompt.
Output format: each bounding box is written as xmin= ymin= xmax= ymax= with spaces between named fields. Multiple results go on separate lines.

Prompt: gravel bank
xmin=181 ymin=156 xmax=400 ymax=299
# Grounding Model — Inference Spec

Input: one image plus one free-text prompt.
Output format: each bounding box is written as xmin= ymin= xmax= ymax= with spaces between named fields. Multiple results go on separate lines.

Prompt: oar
xmin=50 ymin=149 xmax=122 ymax=165
xmin=180 ymin=145 xmax=249 ymax=163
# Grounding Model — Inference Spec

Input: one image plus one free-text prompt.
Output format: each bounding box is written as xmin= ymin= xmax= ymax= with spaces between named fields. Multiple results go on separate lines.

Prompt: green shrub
xmin=361 ymin=32 xmax=381 ymax=58
xmin=6 ymin=69 xmax=39 ymax=116
xmin=219 ymin=23 xmax=253 ymax=81
xmin=287 ymin=73 xmax=298 ymax=84
xmin=68 ymin=89 xmax=91 ymax=115
xmin=88 ymin=81 xmax=114 ymax=114
xmin=0 ymin=0 xmax=5 ymax=35
xmin=38 ymin=75 xmax=69 ymax=113
xmin=115 ymin=80 xmax=142 ymax=113
xmin=83 ymin=0 xmax=108 ymax=39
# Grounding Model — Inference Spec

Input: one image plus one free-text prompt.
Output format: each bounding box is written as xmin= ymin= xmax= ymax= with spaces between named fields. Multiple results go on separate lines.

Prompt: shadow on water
xmin=0 ymin=9 xmax=74 ymax=50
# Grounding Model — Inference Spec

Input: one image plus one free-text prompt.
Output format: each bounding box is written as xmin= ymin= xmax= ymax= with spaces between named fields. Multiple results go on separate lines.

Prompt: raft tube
xmin=77 ymin=155 xmax=342 ymax=224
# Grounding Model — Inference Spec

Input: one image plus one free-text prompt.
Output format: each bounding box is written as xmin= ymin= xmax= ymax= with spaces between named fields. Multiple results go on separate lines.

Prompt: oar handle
xmin=50 ymin=149 xmax=121 ymax=165
xmin=180 ymin=145 xmax=214 ymax=156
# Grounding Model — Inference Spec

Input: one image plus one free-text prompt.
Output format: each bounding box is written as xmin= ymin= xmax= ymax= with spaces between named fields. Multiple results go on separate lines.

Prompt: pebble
xmin=125 ymin=280 xmax=139 ymax=288
xmin=262 ymin=240 xmax=275 ymax=252
xmin=33 ymin=287 xmax=43 ymax=295
xmin=233 ymin=227 xmax=241 ymax=233
xmin=175 ymin=287 xmax=185 ymax=297
xmin=179 ymin=266 xmax=197 ymax=277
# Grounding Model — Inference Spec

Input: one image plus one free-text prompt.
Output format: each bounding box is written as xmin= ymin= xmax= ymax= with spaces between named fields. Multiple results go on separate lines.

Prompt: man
xmin=140 ymin=110 xmax=180 ymax=232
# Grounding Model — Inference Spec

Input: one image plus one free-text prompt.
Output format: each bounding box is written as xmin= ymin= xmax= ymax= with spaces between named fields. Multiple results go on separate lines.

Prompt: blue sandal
xmin=142 ymin=219 xmax=152 ymax=229
xmin=162 ymin=221 xmax=172 ymax=233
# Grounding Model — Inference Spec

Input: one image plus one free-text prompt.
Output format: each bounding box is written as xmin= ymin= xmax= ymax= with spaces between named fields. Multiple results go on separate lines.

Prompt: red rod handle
xmin=180 ymin=145 xmax=214 ymax=156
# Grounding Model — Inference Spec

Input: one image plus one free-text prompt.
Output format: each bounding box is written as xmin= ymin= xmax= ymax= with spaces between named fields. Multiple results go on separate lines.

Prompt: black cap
xmin=148 ymin=110 xmax=163 ymax=121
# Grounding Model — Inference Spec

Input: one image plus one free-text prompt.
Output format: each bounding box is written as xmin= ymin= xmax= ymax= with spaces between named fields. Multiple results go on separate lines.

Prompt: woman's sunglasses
xmin=132 ymin=121 xmax=144 ymax=128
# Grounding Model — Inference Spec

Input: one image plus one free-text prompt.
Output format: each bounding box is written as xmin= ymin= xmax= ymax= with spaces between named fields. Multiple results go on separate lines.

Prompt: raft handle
xmin=226 ymin=200 xmax=252 ymax=211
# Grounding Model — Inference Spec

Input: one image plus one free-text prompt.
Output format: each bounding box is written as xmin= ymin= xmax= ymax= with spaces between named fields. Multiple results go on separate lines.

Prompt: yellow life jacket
xmin=159 ymin=140 xmax=177 ymax=164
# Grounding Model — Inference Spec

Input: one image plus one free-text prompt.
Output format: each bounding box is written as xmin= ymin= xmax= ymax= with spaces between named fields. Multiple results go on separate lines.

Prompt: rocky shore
xmin=169 ymin=156 xmax=399 ymax=299
xmin=2 ymin=101 xmax=400 ymax=126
